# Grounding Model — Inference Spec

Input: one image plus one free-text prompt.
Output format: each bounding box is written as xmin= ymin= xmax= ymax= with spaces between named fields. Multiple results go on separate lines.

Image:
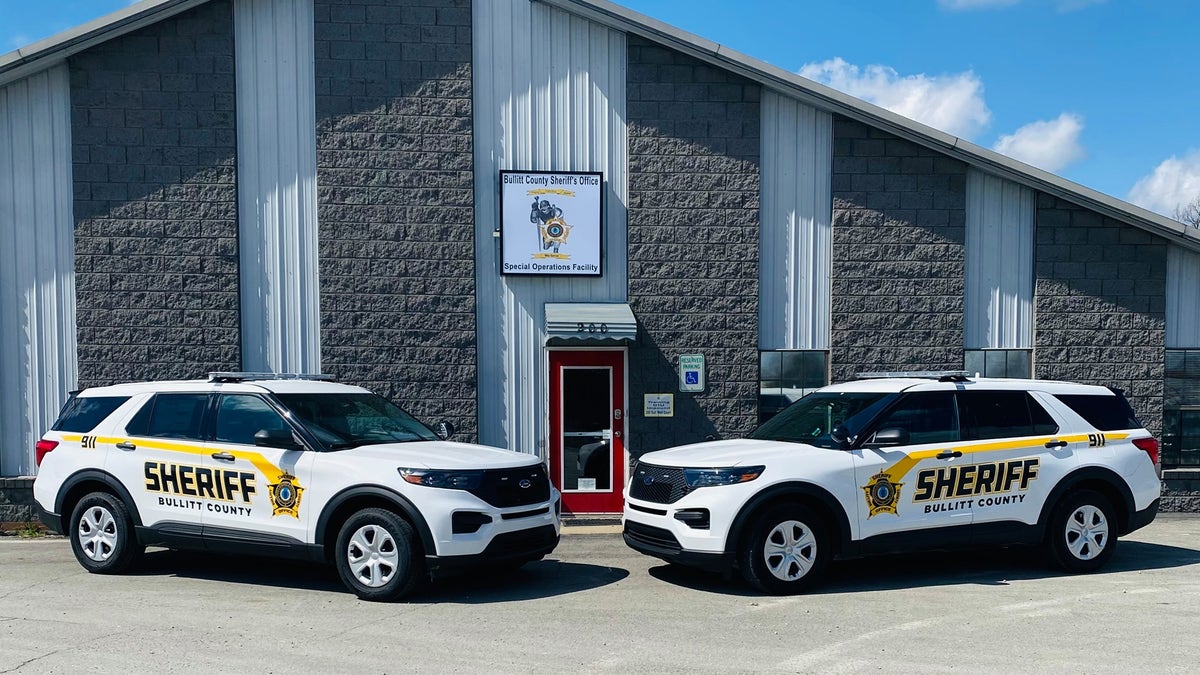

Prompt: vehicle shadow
xmin=132 ymin=549 xmax=628 ymax=602
xmin=647 ymin=540 xmax=1200 ymax=596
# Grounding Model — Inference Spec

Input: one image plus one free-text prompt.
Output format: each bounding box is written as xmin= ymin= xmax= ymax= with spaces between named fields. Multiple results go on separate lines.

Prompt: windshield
xmin=750 ymin=391 xmax=895 ymax=448
xmin=275 ymin=393 xmax=439 ymax=448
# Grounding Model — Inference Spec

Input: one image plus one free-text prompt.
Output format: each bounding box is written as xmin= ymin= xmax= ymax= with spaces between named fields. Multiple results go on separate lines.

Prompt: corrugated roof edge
xmin=547 ymin=0 xmax=1200 ymax=252
xmin=1 ymin=0 xmax=1195 ymax=252
xmin=0 ymin=0 xmax=210 ymax=88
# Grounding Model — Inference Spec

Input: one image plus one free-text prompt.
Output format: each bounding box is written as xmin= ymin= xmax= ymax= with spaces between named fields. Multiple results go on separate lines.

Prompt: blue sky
xmin=3 ymin=0 xmax=1197 ymax=219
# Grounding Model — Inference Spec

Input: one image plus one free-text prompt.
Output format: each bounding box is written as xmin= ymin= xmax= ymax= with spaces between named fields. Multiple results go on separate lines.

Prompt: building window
xmin=1165 ymin=349 xmax=1200 ymax=467
xmin=964 ymin=349 xmax=1031 ymax=379
xmin=759 ymin=350 xmax=828 ymax=423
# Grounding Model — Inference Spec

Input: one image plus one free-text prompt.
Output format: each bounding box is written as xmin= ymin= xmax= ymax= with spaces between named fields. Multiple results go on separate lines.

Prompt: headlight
xmin=683 ymin=466 xmax=764 ymax=488
xmin=398 ymin=468 xmax=483 ymax=490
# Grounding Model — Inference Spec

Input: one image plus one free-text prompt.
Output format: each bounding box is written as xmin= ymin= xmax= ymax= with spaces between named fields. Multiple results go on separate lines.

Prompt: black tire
xmin=1047 ymin=489 xmax=1118 ymax=573
xmin=68 ymin=491 xmax=143 ymax=574
xmin=739 ymin=503 xmax=828 ymax=594
xmin=334 ymin=508 xmax=421 ymax=601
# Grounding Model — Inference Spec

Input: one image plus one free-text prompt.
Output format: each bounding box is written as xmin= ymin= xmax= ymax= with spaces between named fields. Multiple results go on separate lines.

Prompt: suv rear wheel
xmin=335 ymin=508 xmax=421 ymax=601
xmin=68 ymin=492 xmax=143 ymax=574
xmin=1047 ymin=489 xmax=1118 ymax=572
xmin=739 ymin=503 xmax=828 ymax=594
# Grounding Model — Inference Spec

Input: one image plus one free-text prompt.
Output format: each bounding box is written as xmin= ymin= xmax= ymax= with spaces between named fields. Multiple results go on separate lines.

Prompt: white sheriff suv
xmin=623 ymin=373 xmax=1161 ymax=594
xmin=34 ymin=373 xmax=561 ymax=601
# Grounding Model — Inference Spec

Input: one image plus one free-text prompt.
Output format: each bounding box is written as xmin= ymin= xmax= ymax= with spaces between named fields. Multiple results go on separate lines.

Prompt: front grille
xmin=624 ymin=521 xmax=681 ymax=552
xmin=628 ymin=463 xmax=690 ymax=504
xmin=469 ymin=464 xmax=551 ymax=508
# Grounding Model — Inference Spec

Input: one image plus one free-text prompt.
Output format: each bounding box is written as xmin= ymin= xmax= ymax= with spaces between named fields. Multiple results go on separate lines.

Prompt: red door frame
xmin=548 ymin=349 xmax=626 ymax=514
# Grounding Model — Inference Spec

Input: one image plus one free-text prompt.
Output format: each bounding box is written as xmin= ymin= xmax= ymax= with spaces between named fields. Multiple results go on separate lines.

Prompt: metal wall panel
xmin=965 ymin=169 xmax=1034 ymax=349
xmin=0 ymin=64 xmax=77 ymax=476
xmin=759 ymin=90 xmax=832 ymax=350
xmin=1168 ymin=244 xmax=1200 ymax=348
xmin=473 ymin=0 xmax=627 ymax=455
xmin=234 ymin=0 xmax=320 ymax=373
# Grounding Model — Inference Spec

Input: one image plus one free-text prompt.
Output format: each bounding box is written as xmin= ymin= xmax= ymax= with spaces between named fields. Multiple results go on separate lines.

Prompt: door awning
xmin=545 ymin=303 xmax=637 ymax=342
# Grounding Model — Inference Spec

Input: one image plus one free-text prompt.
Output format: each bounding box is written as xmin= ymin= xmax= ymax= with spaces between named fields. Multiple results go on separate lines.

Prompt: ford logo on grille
xmin=519 ymin=479 xmax=532 ymax=489
xmin=642 ymin=474 xmax=654 ymax=486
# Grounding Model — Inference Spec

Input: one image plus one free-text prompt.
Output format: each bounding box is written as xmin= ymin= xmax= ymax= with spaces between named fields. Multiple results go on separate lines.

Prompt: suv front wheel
xmin=68 ymin=492 xmax=143 ymax=574
xmin=739 ymin=503 xmax=828 ymax=594
xmin=335 ymin=508 xmax=422 ymax=601
xmin=1047 ymin=489 xmax=1118 ymax=572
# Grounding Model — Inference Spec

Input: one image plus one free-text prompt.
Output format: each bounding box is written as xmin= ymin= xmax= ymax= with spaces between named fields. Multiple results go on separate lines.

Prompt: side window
xmin=958 ymin=391 xmax=1057 ymax=440
xmin=1054 ymin=393 xmax=1142 ymax=431
xmin=215 ymin=395 xmax=288 ymax=446
xmin=51 ymin=396 xmax=130 ymax=432
xmin=870 ymin=392 xmax=959 ymax=445
xmin=129 ymin=394 xmax=209 ymax=440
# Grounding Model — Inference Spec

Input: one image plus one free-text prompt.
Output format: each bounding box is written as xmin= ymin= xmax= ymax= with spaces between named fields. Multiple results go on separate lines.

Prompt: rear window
xmin=958 ymin=391 xmax=1059 ymax=440
xmin=1055 ymin=393 xmax=1142 ymax=431
xmin=51 ymin=396 xmax=130 ymax=432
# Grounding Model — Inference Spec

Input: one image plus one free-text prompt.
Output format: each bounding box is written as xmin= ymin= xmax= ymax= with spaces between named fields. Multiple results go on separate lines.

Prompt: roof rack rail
xmin=856 ymin=370 xmax=973 ymax=383
xmin=208 ymin=372 xmax=336 ymax=383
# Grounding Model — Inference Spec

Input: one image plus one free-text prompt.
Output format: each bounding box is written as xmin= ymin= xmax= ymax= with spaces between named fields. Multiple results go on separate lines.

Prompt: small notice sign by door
xmin=644 ymin=393 xmax=674 ymax=417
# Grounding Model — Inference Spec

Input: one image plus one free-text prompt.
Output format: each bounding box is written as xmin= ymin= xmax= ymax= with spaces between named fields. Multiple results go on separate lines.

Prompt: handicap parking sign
xmin=679 ymin=354 xmax=705 ymax=392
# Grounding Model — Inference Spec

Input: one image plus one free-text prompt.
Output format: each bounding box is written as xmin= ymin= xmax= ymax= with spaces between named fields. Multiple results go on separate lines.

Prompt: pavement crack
xmin=0 ymin=648 xmax=67 ymax=673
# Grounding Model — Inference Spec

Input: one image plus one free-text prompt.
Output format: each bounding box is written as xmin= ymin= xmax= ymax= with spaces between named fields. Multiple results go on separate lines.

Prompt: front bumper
xmin=425 ymin=524 xmax=559 ymax=578
xmin=623 ymin=520 xmax=731 ymax=573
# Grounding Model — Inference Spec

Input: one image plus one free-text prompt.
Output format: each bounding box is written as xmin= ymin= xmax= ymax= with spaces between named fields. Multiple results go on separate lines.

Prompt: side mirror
xmin=830 ymin=424 xmax=851 ymax=449
xmin=255 ymin=428 xmax=302 ymax=450
xmin=864 ymin=427 xmax=909 ymax=448
xmin=434 ymin=421 xmax=455 ymax=440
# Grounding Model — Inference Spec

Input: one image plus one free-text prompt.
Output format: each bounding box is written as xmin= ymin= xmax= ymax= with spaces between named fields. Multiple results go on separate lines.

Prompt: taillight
xmin=35 ymin=439 xmax=58 ymax=466
xmin=35 ymin=439 xmax=59 ymax=467
xmin=1131 ymin=437 xmax=1159 ymax=465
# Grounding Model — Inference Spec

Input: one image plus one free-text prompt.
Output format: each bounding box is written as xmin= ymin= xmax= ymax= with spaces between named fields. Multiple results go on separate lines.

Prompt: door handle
xmin=936 ymin=450 xmax=963 ymax=459
xmin=1045 ymin=439 xmax=1069 ymax=449
xmin=211 ymin=452 xmax=236 ymax=462
xmin=115 ymin=441 xmax=136 ymax=451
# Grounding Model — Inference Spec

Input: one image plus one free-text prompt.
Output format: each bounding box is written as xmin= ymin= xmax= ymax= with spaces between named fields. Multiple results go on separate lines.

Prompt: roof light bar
xmin=208 ymin=372 xmax=336 ymax=383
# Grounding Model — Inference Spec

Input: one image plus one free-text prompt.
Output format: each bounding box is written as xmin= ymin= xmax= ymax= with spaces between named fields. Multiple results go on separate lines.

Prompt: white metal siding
xmin=1167 ymin=243 xmax=1200 ymax=348
xmin=759 ymin=90 xmax=832 ymax=350
xmin=0 ymin=64 xmax=77 ymax=476
xmin=473 ymin=0 xmax=627 ymax=455
xmin=234 ymin=0 xmax=320 ymax=373
xmin=965 ymin=169 xmax=1034 ymax=349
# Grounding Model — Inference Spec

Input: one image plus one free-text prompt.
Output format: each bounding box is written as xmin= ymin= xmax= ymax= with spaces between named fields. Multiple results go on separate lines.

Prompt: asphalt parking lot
xmin=2 ymin=516 xmax=1198 ymax=674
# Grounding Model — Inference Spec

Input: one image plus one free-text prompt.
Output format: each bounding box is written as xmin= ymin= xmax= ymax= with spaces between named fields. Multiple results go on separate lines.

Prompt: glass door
xmin=549 ymin=350 xmax=625 ymax=514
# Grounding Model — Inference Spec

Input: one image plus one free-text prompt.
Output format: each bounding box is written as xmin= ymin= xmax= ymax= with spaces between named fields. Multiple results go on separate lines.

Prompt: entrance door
xmin=549 ymin=350 xmax=625 ymax=514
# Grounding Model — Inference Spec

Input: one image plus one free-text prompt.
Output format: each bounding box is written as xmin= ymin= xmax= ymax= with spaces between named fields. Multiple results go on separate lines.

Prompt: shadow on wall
xmin=628 ymin=328 xmax=722 ymax=457
xmin=69 ymin=0 xmax=240 ymax=388
xmin=312 ymin=1 xmax=476 ymax=441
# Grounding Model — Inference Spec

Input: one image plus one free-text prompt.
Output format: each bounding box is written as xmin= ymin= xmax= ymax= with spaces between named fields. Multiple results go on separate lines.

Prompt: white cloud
xmin=1127 ymin=150 xmax=1200 ymax=219
xmin=992 ymin=113 xmax=1086 ymax=172
xmin=799 ymin=57 xmax=991 ymax=139
xmin=938 ymin=0 xmax=1020 ymax=9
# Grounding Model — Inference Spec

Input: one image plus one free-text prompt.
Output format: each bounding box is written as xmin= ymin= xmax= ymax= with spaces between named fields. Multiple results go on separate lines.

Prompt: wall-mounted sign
xmin=679 ymin=353 xmax=705 ymax=392
xmin=500 ymin=170 xmax=603 ymax=276
xmin=643 ymin=394 xmax=674 ymax=418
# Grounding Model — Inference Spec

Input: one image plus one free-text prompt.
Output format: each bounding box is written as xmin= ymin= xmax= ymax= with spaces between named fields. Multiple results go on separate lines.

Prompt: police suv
xmin=33 ymin=373 xmax=560 ymax=601
xmin=623 ymin=373 xmax=1161 ymax=594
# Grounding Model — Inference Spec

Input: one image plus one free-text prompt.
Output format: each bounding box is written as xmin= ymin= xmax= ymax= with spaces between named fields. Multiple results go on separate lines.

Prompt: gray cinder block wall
xmin=830 ymin=117 xmax=967 ymax=382
xmin=313 ymin=0 xmax=477 ymax=440
xmin=70 ymin=0 xmax=240 ymax=387
xmin=1033 ymin=195 xmax=1167 ymax=435
xmin=626 ymin=36 xmax=760 ymax=454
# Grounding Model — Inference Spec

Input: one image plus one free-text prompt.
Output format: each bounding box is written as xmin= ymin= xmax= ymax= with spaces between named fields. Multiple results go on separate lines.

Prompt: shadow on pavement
xmin=648 ymin=540 xmax=1200 ymax=596
xmin=131 ymin=549 xmax=628 ymax=602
